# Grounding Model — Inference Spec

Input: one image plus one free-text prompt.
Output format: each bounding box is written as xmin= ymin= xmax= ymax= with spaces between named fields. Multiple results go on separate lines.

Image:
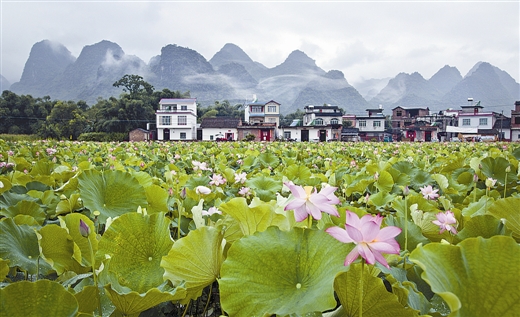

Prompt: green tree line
xmin=1 ymin=74 xmax=307 ymax=140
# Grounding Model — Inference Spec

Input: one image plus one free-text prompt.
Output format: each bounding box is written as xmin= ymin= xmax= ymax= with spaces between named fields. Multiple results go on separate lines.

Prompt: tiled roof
xmin=200 ymin=117 xmax=241 ymax=129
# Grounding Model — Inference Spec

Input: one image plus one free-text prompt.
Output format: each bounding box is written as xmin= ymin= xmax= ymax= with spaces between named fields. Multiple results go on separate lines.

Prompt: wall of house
xmin=202 ymin=128 xmax=238 ymax=141
xmin=458 ymin=114 xmax=494 ymax=129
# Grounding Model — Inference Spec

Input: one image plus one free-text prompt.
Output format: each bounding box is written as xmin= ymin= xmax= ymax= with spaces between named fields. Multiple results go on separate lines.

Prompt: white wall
xmin=202 ymin=128 xmax=238 ymax=141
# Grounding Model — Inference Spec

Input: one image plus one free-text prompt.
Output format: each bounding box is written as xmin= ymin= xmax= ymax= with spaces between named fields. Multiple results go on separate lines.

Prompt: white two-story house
xmin=446 ymin=100 xmax=507 ymax=140
xmin=355 ymin=108 xmax=386 ymax=141
xmin=156 ymin=98 xmax=197 ymax=141
xmin=240 ymin=100 xmax=280 ymax=141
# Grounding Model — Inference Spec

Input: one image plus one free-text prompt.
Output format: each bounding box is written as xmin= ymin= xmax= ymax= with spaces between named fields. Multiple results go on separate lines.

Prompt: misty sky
xmin=1 ymin=0 xmax=519 ymax=86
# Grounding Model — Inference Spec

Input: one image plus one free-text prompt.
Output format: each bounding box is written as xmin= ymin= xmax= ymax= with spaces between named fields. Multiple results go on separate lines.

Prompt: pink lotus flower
xmin=284 ymin=183 xmax=340 ymax=222
xmin=432 ymin=210 xmax=458 ymax=234
xmin=79 ymin=219 xmax=90 ymax=238
xmin=209 ymin=174 xmax=226 ymax=186
xmin=202 ymin=206 xmax=221 ymax=216
xmin=238 ymin=186 xmax=251 ymax=197
xmin=420 ymin=185 xmax=439 ymax=200
xmin=326 ymin=211 xmax=401 ymax=268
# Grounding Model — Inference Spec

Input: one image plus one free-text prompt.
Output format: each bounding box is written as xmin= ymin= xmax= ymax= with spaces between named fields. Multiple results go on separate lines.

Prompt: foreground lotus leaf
xmin=0 ymin=218 xmax=52 ymax=275
xmin=219 ymin=226 xmax=351 ymax=317
xmin=409 ymin=236 xmax=520 ymax=317
xmin=488 ymin=197 xmax=520 ymax=241
xmin=105 ymin=280 xmax=186 ymax=316
xmin=219 ymin=197 xmax=289 ymax=236
xmin=78 ymin=169 xmax=147 ymax=222
xmin=59 ymin=213 xmax=98 ymax=267
xmin=97 ymin=212 xmax=173 ymax=292
xmin=330 ymin=263 xmax=418 ymax=317
xmin=37 ymin=224 xmax=89 ymax=275
xmin=162 ymin=226 xmax=224 ymax=304
xmin=0 ymin=280 xmax=78 ymax=317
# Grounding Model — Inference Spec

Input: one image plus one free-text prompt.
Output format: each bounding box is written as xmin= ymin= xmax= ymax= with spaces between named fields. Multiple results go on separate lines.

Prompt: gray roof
xmin=200 ymin=117 xmax=241 ymax=129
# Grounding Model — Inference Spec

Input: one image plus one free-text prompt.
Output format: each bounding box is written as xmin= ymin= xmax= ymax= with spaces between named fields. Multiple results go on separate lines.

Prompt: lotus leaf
xmin=480 ymin=157 xmax=516 ymax=185
xmin=284 ymin=164 xmax=313 ymax=184
xmin=97 ymin=212 xmax=173 ymax=293
xmin=37 ymin=224 xmax=89 ymax=275
xmin=488 ymin=197 xmax=520 ymax=241
xmin=375 ymin=170 xmax=394 ymax=193
xmin=144 ymin=184 xmax=169 ymax=213
xmin=218 ymin=197 xmax=289 ymax=235
xmin=245 ymin=175 xmax=282 ymax=202
xmin=0 ymin=258 xmax=9 ymax=281
xmin=78 ymin=169 xmax=147 ymax=222
xmin=1 ymin=200 xmax=46 ymax=225
xmin=0 ymin=280 xmax=78 ymax=317
xmin=219 ymin=226 xmax=352 ymax=317
xmin=258 ymin=152 xmax=281 ymax=168
xmin=409 ymin=236 xmax=520 ymax=317
xmin=454 ymin=214 xmax=506 ymax=243
xmin=332 ymin=264 xmax=419 ymax=317
xmin=0 ymin=218 xmax=52 ymax=275
xmin=162 ymin=226 xmax=224 ymax=303
xmin=59 ymin=213 xmax=98 ymax=267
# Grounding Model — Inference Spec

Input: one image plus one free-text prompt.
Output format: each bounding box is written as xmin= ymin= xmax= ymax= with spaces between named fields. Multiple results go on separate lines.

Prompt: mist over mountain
xmin=5 ymin=40 xmax=520 ymax=115
xmin=1 ymin=75 xmax=10 ymax=91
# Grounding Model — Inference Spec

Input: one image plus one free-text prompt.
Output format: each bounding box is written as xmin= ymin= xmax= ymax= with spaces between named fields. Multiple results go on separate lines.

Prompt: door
xmin=163 ymin=129 xmax=170 ymax=140
xmin=319 ymin=130 xmax=327 ymax=142
xmin=301 ymin=130 xmax=309 ymax=142
xmin=261 ymin=130 xmax=270 ymax=141
xmin=425 ymin=131 xmax=432 ymax=142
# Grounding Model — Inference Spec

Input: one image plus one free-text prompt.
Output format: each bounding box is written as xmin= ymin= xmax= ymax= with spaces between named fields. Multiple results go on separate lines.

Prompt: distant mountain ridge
xmin=5 ymin=40 xmax=520 ymax=115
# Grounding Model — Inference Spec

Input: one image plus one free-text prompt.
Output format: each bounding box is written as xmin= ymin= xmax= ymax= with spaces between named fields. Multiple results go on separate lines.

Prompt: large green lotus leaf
xmin=0 ymin=258 xmax=9 ymax=281
xmin=218 ymin=197 xmax=289 ymax=236
xmin=258 ymin=152 xmax=280 ymax=168
xmin=105 ymin=280 xmax=186 ymax=316
xmin=219 ymin=226 xmax=351 ymax=317
xmin=332 ymin=264 xmax=418 ymax=317
xmin=284 ymin=164 xmax=312 ymax=184
xmin=453 ymin=215 xmax=506 ymax=243
xmin=0 ymin=280 xmax=78 ymax=317
xmin=488 ymin=197 xmax=520 ymax=241
xmin=78 ymin=169 xmax=147 ymax=222
xmin=0 ymin=218 xmax=51 ymax=275
xmin=1 ymin=200 xmax=46 ymax=225
xmin=97 ymin=212 xmax=173 ymax=293
xmin=59 ymin=213 xmax=98 ymax=267
xmin=409 ymin=236 xmax=520 ymax=317
xmin=368 ymin=191 xmax=396 ymax=209
xmin=74 ymin=285 xmax=99 ymax=316
xmin=480 ymin=156 xmax=517 ymax=185
xmin=385 ymin=216 xmax=429 ymax=253
xmin=246 ymin=175 xmax=282 ymax=202
xmin=144 ymin=184 xmax=169 ymax=213
xmin=375 ymin=170 xmax=394 ymax=193
xmin=410 ymin=170 xmax=434 ymax=190
xmin=55 ymin=193 xmax=83 ymax=215
xmin=161 ymin=226 xmax=224 ymax=303
xmin=37 ymin=224 xmax=90 ymax=275
xmin=0 ymin=176 xmax=12 ymax=194
xmin=0 ymin=190 xmax=39 ymax=210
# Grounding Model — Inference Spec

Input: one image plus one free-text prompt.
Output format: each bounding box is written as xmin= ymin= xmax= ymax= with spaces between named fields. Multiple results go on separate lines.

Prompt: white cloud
xmin=1 ymin=1 xmax=518 ymax=86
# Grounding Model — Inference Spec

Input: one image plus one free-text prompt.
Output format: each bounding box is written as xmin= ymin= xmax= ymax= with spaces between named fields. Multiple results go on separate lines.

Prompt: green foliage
xmin=77 ymin=132 xmax=128 ymax=142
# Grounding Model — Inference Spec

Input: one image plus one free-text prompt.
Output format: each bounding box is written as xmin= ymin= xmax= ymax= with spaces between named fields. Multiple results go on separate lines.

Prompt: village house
xmin=510 ymin=101 xmax=520 ymax=142
xmin=199 ymin=117 xmax=241 ymax=141
xmin=240 ymin=100 xmax=281 ymax=141
xmin=156 ymin=98 xmax=198 ymax=141
xmin=353 ymin=107 xmax=387 ymax=141
xmin=128 ymin=128 xmax=150 ymax=142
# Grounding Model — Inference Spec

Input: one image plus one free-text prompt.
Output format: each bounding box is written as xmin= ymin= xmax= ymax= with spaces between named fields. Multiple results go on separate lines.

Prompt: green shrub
xmin=78 ymin=132 xmax=128 ymax=142
xmin=0 ymin=134 xmax=41 ymax=142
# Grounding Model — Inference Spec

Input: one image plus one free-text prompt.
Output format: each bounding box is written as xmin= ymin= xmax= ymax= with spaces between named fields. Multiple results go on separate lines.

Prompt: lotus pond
xmin=0 ymin=140 xmax=519 ymax=317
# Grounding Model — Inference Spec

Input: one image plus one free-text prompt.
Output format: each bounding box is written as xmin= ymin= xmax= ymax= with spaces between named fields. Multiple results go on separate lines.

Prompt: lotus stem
xmin=181 ymin=301 xmax=190 ymax=317
xmin=359 ymin=259 xmax=364 ymax=317
xmin=404 ymin=196 xmax=408 ymax=271
xmin=202 ymin=283 xmax=213 ymax=316
xmin=88 ymin=238 xmax=102 ymax=317
xmin=503 ymin=173 xmax=508 ymax=198
xmin=307 ymin=215 xmax=312 ymax=229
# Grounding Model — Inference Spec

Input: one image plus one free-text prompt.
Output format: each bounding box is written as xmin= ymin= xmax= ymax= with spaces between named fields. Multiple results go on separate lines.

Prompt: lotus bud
xmin=403 ymin=186 xmax=409 ymax=196
xmin=485 ymin=178 xmax=497 ymax=188
xmin=505 ymin=166 xmax=511 ymax=173
xmin=473 ymin=174 xmax=479 ymax=183
xmin=79 ymin=219 xmax=90 ymax=238
xmin=195 ymin=185 xmax=211 ymax=195
xmin=180 ymin=187 xmax=187 ymax=198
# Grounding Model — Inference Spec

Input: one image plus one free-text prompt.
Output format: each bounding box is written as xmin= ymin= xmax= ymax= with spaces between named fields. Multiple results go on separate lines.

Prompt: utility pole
xmin=500 ymin=110 xmax=504 ymax=141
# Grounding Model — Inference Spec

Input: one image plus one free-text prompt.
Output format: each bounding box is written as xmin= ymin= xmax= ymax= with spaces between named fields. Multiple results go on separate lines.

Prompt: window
xmin=479 ymin=118 xmax=488 ymax=125
xmin=396 ymin=110 xmax=402 ymax=117
xmin=330 ymin=118 xmax=339 ymax=125
xmin=373 ymin=121 xmax=381 ymax=127
xmin=178 ymin=116 xmax=187 ymax=125
xmin=462 ymin=118 xmax=471 ymax=126
xmin=359 ymin=120 xmax=366 ymax=127
xmin=181 ymin=105 xmax=187 ymax=110
xmin=315 ymin=118 xmax=324 ymax=125
xmin=284 ymin=131 xmax=291 ymax=139
xmin=267 ymin=105 xmax=277 ymax=113
xmin=210 ymin=135 xmax=214 ymax=140
xmin=515 ymin=117 xmax=520 ymax=124
xmin=160 ymin=116 xmax=171 ymax=125
xmin=251 ymin=106 xmax=263 ymax=113
xmin=180 ymin=132 xmax=186 ymax=139
xmin=268 ymin=117 xmax=276 ymax=122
